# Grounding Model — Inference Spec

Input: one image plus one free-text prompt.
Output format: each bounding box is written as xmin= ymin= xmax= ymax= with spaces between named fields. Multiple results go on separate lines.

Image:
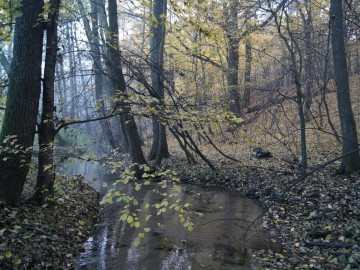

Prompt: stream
xmin=60 ymin=159 xmax=276 ymax=270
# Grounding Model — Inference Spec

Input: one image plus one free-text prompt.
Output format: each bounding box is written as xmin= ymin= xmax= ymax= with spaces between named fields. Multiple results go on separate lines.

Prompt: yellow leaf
xmin=14 ymin=258 xmax=21 ymax=265
xmin=120 ymin=213 xmax=127 ymax=221
xmin=127 ymin=215 xmax=134 ymax=224
xmin=5 ymin=251 xmax=12 ymax=258
xmin=78 ymin=220 xmax=85 ymax=226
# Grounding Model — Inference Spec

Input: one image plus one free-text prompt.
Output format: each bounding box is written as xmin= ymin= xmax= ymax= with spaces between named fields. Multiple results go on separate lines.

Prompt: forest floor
xmin=165 ymin=157 xmax=360 ymax=269
xmin=161 ymin=76 xmax=360 ymax=269
xmin=0 ymin=175 xmax=100 ymax=269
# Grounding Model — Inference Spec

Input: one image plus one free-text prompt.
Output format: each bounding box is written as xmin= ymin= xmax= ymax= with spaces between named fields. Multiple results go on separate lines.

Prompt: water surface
xmin=61 ymin=159 xmax=274 ymax=270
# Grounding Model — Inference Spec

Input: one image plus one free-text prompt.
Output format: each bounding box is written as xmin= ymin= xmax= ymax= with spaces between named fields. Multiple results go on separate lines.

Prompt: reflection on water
xmin=61 ymin=159 xmax=273 ymax=270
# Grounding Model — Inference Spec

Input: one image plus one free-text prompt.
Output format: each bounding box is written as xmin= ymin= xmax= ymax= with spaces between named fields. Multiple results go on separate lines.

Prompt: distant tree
xmin=298 ymin=0 xmax=314 ymax=122
xmin=0 ymin=0 xmax=44 ymax=206
xmin=271 ymin=1 xmax=308 ymax=176
xmin=77 ymin=0 xmax=121 ymax=150
xmin=330 ymin=0 xmax=360 ymax=174
xmin=242 ymin=38 xmax=252 ymax=108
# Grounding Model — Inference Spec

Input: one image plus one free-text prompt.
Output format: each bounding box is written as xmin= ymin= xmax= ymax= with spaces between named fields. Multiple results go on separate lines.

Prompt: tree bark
xmin=299 ymin=0 xmax=314 ymax=122
xmin=224 ymin=0 xmax=241 ymax=116
xmin=66 ymin=22 xmax=78 ymax=120
xmin=107 ymin=0 xmax=148 ymax=175
xmin=243 ymin=41 xmax=252 ymax=107
xmin=148 ymin=0 xmax=170 ymax=164
xmin=34 ymin=0 xmax=61 ymax=205
xmin=0 ymin=0 xmax=44 ymax=206
xmin=330 ymin=0 xmax=360 ymax=174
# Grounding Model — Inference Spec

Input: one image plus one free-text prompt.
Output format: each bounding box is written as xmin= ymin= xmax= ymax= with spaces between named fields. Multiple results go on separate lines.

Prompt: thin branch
xmin=54 ymin=111 xmax=123 ymax=134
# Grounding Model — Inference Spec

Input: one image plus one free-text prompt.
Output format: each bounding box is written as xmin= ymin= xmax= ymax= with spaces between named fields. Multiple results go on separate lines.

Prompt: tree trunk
xmin=0 ymin=0 xmax=44 ymax=206
xmin=224 ymin=0 xmax=241 ymax=116
xmin=243 ymin=41 xmax=252 ymax=107
xmin=148 ymin=0 xmax=169 ymax=164
xmin=300 ymin=0 xmax=314 ymax=122
xmin=330 ymin=0 xmax=360 ymax=174
xmin=34 ymin=0 xmax=61 ymax=205
xmin=107 ymin=0 xmax=148 ymax=175
xmin=58 ymin=62 xmax=68 ymax=117
xmin=66 ymin=22 xmax=78 ymax=120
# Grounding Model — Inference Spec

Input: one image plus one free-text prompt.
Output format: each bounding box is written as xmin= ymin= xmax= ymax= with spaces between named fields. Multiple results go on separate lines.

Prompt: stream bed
xmin=61 ymin=159 xmax=277 ymax=270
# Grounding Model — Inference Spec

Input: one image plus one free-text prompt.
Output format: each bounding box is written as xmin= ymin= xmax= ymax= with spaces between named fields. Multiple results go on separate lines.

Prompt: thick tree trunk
xmin=34 ymin=0 xmax=61 ymax=205
xmin=0 ymin=0 xmax=44 ymax=206
xmin=330 ymin=0 xmax=360 ymax=174
xmin=148 ymin=0 xmax=170 ymax=164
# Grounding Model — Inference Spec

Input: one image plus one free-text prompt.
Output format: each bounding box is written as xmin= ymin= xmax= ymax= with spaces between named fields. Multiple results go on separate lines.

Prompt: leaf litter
xmin=0 ymin=174 xmax=100 ymax=269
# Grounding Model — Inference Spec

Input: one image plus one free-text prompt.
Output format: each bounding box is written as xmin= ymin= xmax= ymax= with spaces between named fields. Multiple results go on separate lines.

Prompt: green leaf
xmin=134 ymin=221 xmax=140 ymax=228
xmin=120 ymin=213 xmax=128 ymax=221
xmin=127 ymin=215 xmax=134 ymax=224
xmin=133 ymin=237 xmax=141 ymax=247
xmin=161 ymin=200 xmax=168 ymax=207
